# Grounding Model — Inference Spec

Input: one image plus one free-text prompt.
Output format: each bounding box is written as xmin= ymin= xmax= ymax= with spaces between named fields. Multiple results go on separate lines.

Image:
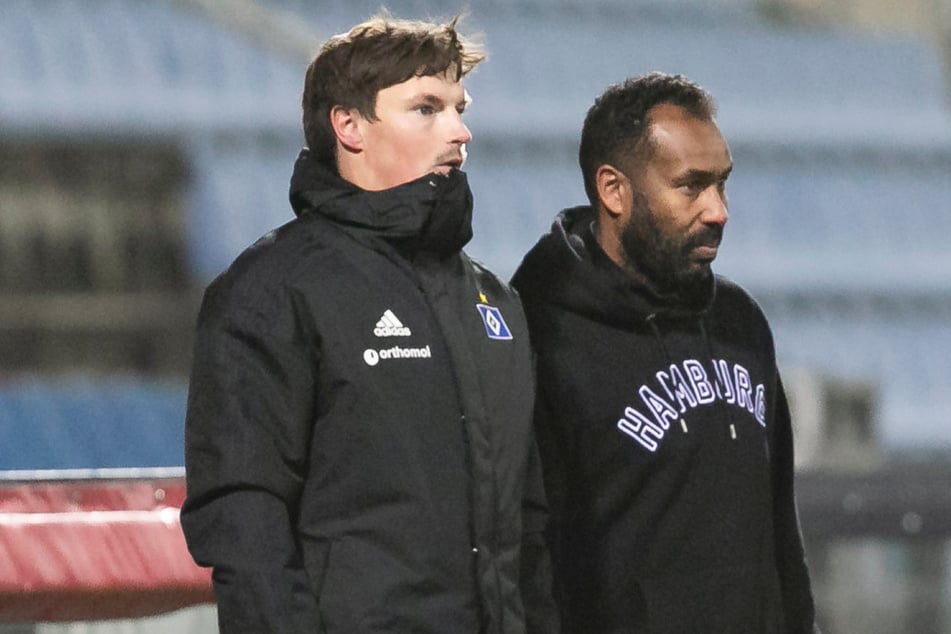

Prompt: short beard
xmin=620 ymin=192 xmax=718 ymax=299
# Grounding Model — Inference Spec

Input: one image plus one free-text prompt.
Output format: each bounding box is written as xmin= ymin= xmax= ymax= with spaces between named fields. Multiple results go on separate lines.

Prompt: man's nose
xmin=450 ymin=111 xmax=472 ymax=144
xmin=701 ymin=187 xmax=728 ymax=227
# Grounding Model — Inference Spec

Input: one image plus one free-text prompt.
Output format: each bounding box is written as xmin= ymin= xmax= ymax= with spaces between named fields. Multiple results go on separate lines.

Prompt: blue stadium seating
xmin=0 ymin=0 xmax=301 ymax=133
xmin=0 ymin=379 xmax=187 ymax=472
xmin=1 ymin=0 xmax=950 ymax=460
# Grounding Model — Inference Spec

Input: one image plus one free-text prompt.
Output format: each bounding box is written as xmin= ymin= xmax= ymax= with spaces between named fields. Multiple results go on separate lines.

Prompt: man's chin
xmin=674 ymin=265 xmax=713 ymax=298
xmin=432 ymin=163 xmax=464 ymax=177
xmin=688 ymin=265 xmax=713 ymax=284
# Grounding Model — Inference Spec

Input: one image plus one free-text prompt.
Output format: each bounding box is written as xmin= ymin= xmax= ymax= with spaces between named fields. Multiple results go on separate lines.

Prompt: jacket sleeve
xmin=520 ymin=431 xmax=561 ymax=634
xmin=771 ymin=375 xmax=821 ymax=633
xmin=180 ymin=281 xmax=321 ymax=633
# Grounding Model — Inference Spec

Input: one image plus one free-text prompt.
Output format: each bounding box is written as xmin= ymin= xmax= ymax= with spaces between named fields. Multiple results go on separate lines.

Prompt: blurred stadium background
xmin=2 ymin=0 xmax=951 ymax=631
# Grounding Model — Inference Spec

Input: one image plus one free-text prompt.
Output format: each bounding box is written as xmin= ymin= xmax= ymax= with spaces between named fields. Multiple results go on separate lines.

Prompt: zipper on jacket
xmin=414 ymin=266 xmax=485 ymax=626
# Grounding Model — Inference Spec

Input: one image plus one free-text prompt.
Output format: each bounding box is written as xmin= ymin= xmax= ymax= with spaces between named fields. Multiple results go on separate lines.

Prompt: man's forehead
xmin=377 ymin=75 xmax=471 ymax=105
xmin=647 ymin=107 xmax=731 ymax=169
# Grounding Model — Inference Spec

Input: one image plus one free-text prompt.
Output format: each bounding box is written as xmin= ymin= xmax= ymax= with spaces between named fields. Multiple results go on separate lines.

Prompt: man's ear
xmin=595 ymin=164 xmax=630 ymax=219
xmin=330 ymin=106 xmax=364 ymax=152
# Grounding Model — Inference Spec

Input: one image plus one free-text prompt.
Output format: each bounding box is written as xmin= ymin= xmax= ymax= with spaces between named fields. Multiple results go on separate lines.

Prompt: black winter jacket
xmin=182 ymin=150 xmax=557 ymax=634
xmin=511 ymin=206 xmax=817 ymax=633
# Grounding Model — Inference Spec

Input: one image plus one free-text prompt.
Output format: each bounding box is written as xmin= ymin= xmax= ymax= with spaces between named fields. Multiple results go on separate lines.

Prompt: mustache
xmin=435 ymin=146 xmax=467 ymax=167
xmin=685 ymin=225 xmax=723 ymax=250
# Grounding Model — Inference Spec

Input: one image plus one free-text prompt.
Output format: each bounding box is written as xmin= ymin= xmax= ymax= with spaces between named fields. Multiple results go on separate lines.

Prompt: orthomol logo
xmin=363 ymin=344 xmax=432 ymax=366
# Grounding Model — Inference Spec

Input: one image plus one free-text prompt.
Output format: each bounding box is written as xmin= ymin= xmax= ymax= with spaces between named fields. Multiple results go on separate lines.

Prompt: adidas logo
xmin=373 ymin=309 xmax=411 ymax=337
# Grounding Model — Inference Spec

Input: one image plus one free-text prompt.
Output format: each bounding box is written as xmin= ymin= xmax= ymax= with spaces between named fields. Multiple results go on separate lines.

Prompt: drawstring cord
xmin=699 ymin=316 xmax=737 ymax=441
xmin=647 ymin=313 xmax=737 ymax=441
xmin=698 ymin=318 xmax=720 ymax=391
xmin=646 ymin=314 xmax=690 ymax=434
xmin=645 ymin=313 xmax=671 ymax=361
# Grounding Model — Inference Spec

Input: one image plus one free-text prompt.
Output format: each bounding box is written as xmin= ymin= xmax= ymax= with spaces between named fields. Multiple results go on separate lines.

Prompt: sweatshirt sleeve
xmin=771 ymin=375 xmax=821 ymax=633
xmin=180 ymin=280 xmax=322 ymax=633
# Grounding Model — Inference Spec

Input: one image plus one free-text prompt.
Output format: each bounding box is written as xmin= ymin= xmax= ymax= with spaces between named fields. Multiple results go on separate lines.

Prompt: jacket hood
xmin=512 ymin=205 xmax=716 ymax=330
xmin=288 ymin=148 xmax=473 ymax=258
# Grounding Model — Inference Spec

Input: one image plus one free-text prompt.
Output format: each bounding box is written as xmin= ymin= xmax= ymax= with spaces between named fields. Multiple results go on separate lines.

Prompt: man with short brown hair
xmin=182 ymin=15 xmax=556 ymax=633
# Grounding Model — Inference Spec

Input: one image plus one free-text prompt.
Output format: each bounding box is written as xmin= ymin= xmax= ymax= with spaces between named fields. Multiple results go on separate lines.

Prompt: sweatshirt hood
xmin=288 ymin=148 xmax=473 ymax=258
xmin=512 ymin=206 xmax=716 ymax=330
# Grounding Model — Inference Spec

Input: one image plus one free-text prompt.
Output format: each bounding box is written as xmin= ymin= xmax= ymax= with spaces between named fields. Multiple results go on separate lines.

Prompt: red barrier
xmin=0 ymin=474 xmax=213 ymax=623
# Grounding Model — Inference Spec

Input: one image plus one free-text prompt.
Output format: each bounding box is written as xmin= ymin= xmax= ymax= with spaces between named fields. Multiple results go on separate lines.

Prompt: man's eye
xmin=416 ymin=105 xmax=435 ymax=115
xmin=682 ymin=182 xmax=704 ymax=194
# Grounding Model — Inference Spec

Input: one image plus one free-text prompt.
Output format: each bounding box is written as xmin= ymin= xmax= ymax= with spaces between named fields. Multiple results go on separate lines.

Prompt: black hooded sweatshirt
xmin=511 ymin=206 xmax=817 ymax=633
xmin=182 ymin=150 xmax=557 ymax=634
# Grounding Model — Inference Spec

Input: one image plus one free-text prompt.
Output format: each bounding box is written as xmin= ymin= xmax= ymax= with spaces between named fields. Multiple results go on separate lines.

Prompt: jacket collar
xmin=288 ymin=148 xmax=473 ymax=259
